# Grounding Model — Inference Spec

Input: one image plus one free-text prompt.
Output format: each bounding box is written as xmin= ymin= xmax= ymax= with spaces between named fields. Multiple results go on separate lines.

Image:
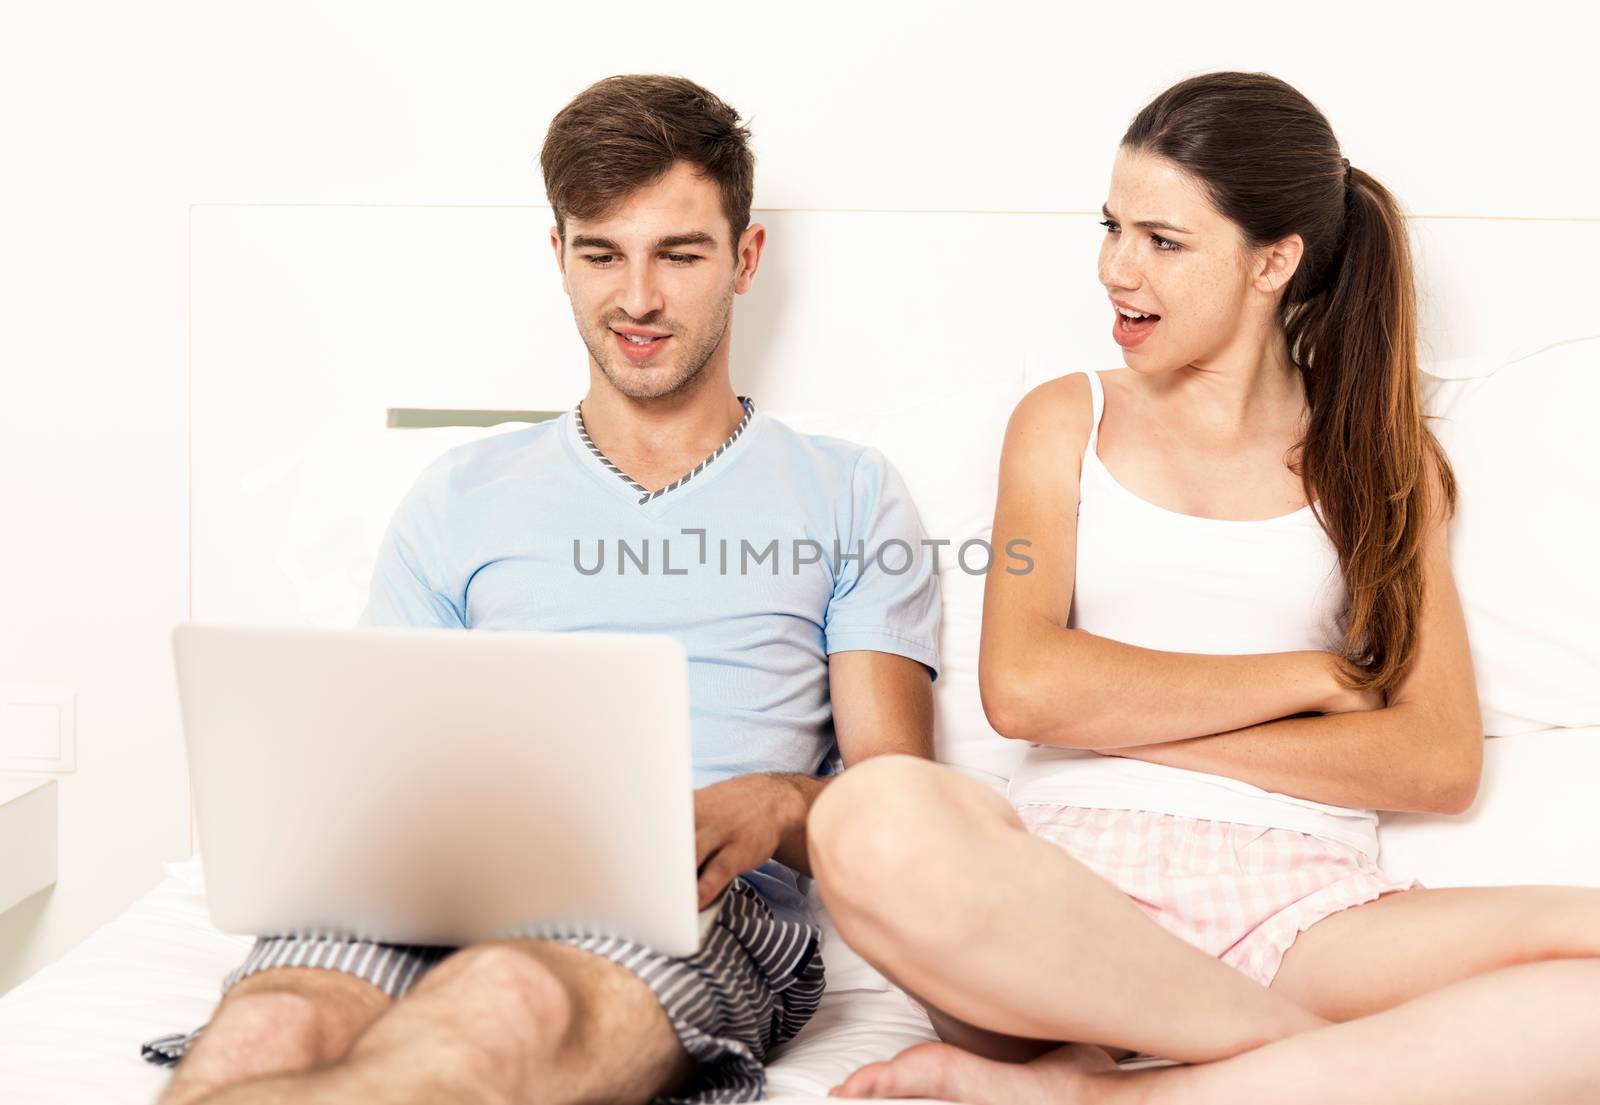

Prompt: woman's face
xmin=1097 ymin=146 xmax=1262 ymax=375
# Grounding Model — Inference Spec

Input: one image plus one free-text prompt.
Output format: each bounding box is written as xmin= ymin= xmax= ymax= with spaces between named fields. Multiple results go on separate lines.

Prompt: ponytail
xmin=1283 ymin=169 xmax=1456 ymax=692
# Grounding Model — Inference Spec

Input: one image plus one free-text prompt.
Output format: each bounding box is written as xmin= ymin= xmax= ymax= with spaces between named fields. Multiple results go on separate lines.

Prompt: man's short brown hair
xmin=540 ymin=75 xmax=755 ymax=248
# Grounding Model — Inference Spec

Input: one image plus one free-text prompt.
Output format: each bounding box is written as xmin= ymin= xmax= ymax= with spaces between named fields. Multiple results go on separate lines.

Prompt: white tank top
xmin=1005 ymin=370 xmax=1381 ymax=857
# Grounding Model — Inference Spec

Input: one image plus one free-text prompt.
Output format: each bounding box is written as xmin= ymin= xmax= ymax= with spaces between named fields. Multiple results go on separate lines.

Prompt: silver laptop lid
xmin=174 ymin=623 xmax=699 ymax=955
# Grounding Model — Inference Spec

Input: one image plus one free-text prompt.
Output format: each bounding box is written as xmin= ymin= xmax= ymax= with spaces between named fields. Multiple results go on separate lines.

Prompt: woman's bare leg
xmin=807 ymin=755 xmax=1327 ymax=1063
xmin=1270 ymin=884 xmax=1600 ymax=1019
xmin=837 ymin=958 xmax=1600 ymax=1104
xmin=1136 ymin=958 xmax=1600 ymax=1105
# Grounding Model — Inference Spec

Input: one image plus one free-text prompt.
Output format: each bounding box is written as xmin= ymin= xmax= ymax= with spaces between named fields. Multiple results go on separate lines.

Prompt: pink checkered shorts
xmin=1015 ymin=804 xmax=1422 ymax=987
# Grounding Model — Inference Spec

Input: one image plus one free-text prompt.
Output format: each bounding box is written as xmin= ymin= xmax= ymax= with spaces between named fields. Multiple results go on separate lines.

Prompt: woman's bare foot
xmin=830 ymin=1040 xmax=1135 ymax=1104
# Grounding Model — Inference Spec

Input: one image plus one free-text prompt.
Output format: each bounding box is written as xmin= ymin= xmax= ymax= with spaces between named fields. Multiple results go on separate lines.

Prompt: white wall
xmin=2 ymin=0 xmax=1596 ymax=994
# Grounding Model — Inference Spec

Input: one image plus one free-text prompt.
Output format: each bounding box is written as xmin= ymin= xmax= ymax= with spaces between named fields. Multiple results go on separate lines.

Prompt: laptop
xmin=172 ymin=623 xmax=710 ymax=957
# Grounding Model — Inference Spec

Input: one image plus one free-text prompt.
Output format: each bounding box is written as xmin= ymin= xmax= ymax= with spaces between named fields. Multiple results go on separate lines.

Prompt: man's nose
xmin=618 ymin=262 xmax=665 ymax=321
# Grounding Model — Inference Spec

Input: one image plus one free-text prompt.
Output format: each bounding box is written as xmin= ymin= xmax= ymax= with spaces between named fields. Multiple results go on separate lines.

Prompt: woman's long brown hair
xmin=1122 ymin=72 xmax=1456 ymax=695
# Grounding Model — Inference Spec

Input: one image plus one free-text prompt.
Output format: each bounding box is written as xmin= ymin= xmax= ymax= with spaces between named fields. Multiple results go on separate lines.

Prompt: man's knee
xmin=161 ymin=969 xmax=385 ymax=1102
xmin=323 ymin=946 xmax=575 ymax=1105
xmin=203 ymin=987 xmax=325 ymax=1059
xmin=226 ymin=966 xmax=389 ymax=1049
xmin=412 ymin=942 xmax=576 ymax=1056
xmin=243 ymin=968 xmax=383 ymax=1037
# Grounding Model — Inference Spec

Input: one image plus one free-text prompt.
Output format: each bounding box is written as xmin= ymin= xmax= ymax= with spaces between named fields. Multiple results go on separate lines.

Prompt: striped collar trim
xmin=574 ymin=396 xmax=755 ymax=505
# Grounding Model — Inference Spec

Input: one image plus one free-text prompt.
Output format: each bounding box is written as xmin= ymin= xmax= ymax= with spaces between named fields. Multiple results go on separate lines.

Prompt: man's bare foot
xmin=829 ymin=1040 xmax=1134 ymax=1104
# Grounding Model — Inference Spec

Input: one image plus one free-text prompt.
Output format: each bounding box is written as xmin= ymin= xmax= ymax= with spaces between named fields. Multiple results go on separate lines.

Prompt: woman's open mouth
xmin=1111 ymin=305 xmax=1160 ymax=349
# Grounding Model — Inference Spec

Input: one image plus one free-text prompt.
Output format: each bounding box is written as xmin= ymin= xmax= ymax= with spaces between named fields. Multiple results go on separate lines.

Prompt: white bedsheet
xmin=0 ymin=857 xmax=944 ymax=1104
xmin=7 ymin=728 xmax=1599 ymax=1103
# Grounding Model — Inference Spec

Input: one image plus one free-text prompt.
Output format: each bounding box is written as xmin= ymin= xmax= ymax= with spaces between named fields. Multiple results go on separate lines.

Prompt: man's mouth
xmin=611 ymin=326 xmax=672 ymax=363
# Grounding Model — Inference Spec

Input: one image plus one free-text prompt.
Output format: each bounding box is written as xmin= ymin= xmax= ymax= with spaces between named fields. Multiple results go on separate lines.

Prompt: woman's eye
xmin=1151 ymin=235 xmax=1179 ymax=252
xmin=1098 ymin=219 xmax=1118 ymax=233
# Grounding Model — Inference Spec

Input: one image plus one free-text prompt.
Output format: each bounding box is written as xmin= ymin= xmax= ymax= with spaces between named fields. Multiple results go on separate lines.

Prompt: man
xmin=143 ymin=75 xmax=939 ymax=1105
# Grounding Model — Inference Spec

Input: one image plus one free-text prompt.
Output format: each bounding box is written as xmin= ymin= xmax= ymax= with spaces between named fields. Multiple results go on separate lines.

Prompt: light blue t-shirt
xmin=358 ymin=404 xmax=941 ymax=923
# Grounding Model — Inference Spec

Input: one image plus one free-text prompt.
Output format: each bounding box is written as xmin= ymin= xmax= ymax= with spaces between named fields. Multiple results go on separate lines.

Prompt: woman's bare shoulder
xmin=1002 ymin=370 xmax=1105 ymax=470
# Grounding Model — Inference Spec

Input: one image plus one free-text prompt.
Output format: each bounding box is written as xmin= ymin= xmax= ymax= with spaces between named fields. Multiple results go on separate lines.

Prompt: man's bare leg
xmin=808 ymin=756 xmax=1328 ymax=1063
xmin=158 ymin=967 xmax=390 ymax=1105
xmin=188 ymin=939 xmax=693 ymax=1105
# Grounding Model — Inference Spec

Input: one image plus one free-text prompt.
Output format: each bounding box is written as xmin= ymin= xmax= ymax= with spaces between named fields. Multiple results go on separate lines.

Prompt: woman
xmin=807 ymin=71 xmax=1600 ymax=1104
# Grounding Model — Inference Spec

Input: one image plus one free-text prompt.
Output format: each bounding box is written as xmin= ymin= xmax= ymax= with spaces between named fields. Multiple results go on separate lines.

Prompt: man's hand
xmin=688 ymin=653 xmax=932 ymax=909
xmin=693 ymin=775 xmax=809 ymax=909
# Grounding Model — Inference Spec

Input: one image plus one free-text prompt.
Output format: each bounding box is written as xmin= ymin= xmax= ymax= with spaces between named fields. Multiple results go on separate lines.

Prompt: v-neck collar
xmin=569 ymin=396 xmax=756 ymax=509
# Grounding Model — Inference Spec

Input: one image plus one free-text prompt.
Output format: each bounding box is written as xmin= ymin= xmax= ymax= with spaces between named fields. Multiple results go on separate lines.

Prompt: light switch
xmin=0 ymin=687 xmax=75 ymax=772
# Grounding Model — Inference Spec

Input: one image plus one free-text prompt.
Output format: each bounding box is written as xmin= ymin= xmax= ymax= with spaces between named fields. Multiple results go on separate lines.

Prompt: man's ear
xmin=1253 ymin=232 xmax=1305 ymax=295
xmin=733 ymin=223 xmax=766 ymax=295
xmin=549 ymin=226 xmax=569 ymax=293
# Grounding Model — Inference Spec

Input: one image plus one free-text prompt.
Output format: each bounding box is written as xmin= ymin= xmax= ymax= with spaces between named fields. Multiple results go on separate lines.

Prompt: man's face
xmin=553 ymin=160 xmax=762 ymax=401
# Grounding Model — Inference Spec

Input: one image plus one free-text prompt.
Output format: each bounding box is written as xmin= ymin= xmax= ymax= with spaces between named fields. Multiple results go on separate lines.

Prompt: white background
xmin=2 ymin=0 xmax=1597 ymax=994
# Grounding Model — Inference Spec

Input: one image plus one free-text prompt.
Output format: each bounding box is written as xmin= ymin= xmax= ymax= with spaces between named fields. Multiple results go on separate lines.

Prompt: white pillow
xmin=1379 ymin=725 xmax=1600 ymax=887
xmin=1422 ymin=336 xmax=1600 ymax=736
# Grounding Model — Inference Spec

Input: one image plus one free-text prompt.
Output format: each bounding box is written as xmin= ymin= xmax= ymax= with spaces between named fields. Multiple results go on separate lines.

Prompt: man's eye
xmin=664 ymin=253 xmax=699 ymax=265
xmin=585 ymin=254 xmax=616 ymax=266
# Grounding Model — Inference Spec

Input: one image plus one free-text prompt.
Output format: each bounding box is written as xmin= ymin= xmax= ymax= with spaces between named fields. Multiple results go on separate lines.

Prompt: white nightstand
xmin=0 ymin=778 xmax=57 ymax=916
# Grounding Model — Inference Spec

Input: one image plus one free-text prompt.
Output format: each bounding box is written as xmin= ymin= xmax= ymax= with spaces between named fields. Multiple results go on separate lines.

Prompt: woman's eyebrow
xmin=1101 ymin=204 xmax=1193 ymax=235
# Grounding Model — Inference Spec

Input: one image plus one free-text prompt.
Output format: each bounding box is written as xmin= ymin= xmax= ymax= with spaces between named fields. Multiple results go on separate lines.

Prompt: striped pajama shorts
xmin=141 ymin=878 xmax=824 ymax=1105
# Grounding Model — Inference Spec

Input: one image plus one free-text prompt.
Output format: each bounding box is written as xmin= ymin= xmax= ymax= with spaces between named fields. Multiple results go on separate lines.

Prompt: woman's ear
xmin=1254 ymin=233 xmax=1305 ymax=295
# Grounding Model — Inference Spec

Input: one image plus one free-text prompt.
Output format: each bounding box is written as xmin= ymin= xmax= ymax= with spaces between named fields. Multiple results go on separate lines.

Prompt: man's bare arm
xmin=692 ymin=650 xmax=933 ymax=905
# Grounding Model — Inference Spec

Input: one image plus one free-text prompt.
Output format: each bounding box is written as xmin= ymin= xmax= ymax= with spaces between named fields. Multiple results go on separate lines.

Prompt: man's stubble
xmin=576 ymin=284 xmax=736 ymax=402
